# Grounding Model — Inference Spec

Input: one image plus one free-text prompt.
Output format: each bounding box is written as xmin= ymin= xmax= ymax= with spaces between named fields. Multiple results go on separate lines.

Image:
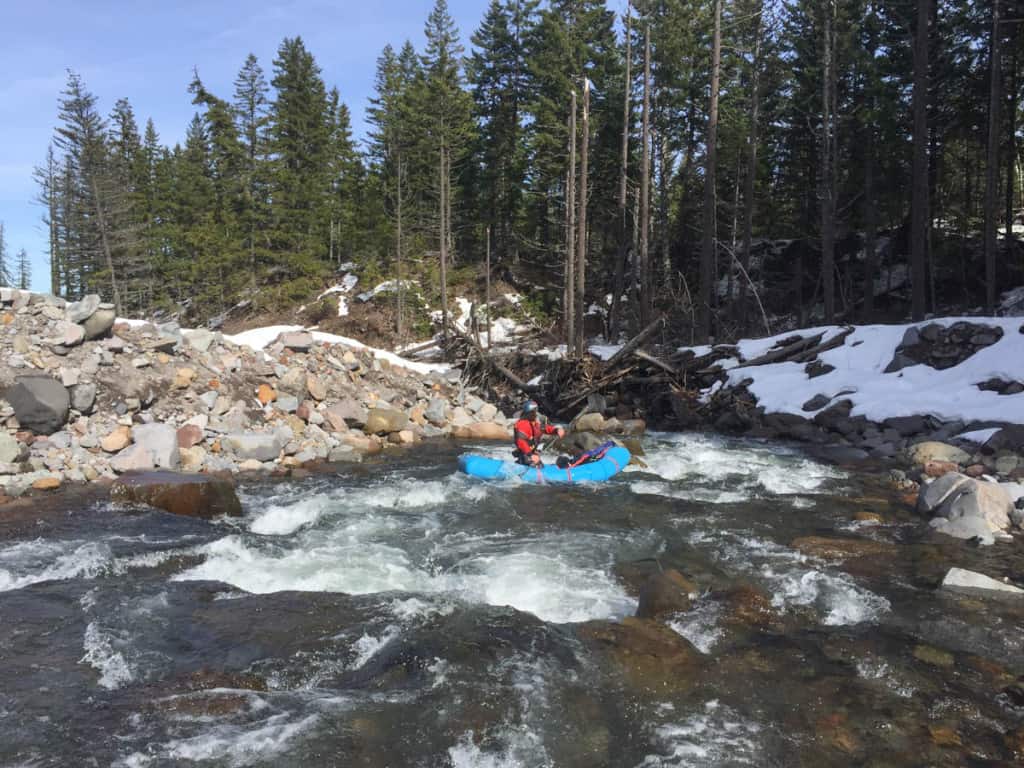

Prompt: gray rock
xmin=479 ymin=403 xmax=498 ymax=421
xmin=5 ymin=375 xmax=70 ymax=434
xmin=802 ymin=394 xmax=831 ymax=412
xmin=279 ymin=331 xmax=314 ymax=352
xmin=328 ymin=445 xmax=362 ymax=463
xmin=132 ymin=423 xmax=180 ymax=469
xmin=425 ymin=398 xmax=448 ymax=426
xmin=983 ymin=425 xmax=1024 ymax=455
xmin=0 ymin=287 xmax=13 ymax=303
xmin=184 ymin=329 xmax=216 ymax=353
xmin=55 ymin=321 xmax=85 ymax=348
xmin=465 ymin=395 xmax=486 ymax=414
xmin=276 ymin=395 xmax=299 ymax=413
xmin=65 ymin=294 xmax=101 ymax=323
xmin=224 ymin=432 xmax=285 ymax=462
xmin=883 ymin=352 xmax=919 ymax=374
xmin=82 ymin=308 xmax=116 ymax=340
xmin=70 ymin=383 xmax=97 ymax=414
xmin=906 ymin=441 xmax=971 ymax=467
xmin=277 ymin=367 xmax=308 ymax=399
xmin=918 ymin=472 xmax=973 ymax=514
xmin=927 ymin=476 xmax=1014 ymax=543
xmin=884 ymin=415 xmax=929 ymax=437
xmin=110 ymin=444 xmax=156 ymax=473
xmin=199 ymin=391 xmax=220 ymax=411
xmin=900 ymin=326 xmax=920 ymax=348
xmin=995 ymin=454 xmax=1020 ymax=475
xmin=0 ymin=432 xmax=25 ymax=464
xmin=942 ymin=567 xmax=1024 ymax=595
xmin=330 ymin=398 xmax=368 ymax=428
xmin=451 ymin=407 xmax=474 ymax=427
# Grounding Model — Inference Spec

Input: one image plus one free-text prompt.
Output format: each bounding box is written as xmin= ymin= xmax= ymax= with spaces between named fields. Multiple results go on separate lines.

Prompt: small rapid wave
xmin=0 ymin=539 xmax=112 ymax=592
xmin=640 ymin=700 xmax=763 ymax=767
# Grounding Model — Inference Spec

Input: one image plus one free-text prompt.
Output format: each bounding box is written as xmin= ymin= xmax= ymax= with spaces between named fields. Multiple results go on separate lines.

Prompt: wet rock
xmin=82 ymin=307 xmax=116 ymax=340
xmin=111 ymin=471 xmax=242 ymax=518
xmin=635 ymin=569 xmax=697 ymax=620
xmin=5 ymin=375 xmax=70 ymax=434
xmin=913 ymin=644 xmax=955 ymax=668
xmin=854 ymin=511 xmax=884 ymax=524
xmin=451 ymin=422 xmax=509 ymax=440
xmin=941 ymin=567 xmax=1024 ymax=595
xmin=225 ymin=432 xmax=285 ymax=462
xmin=31 ymin=476 xmax=62 ymax=491
xmin=907 ymin=441 xmax=970 ymax=467
xmin=620 ymin=419 xmax=646 ymax=436
xmin=791 ymin=536 xmax=898 ymax=562
xmin=718 ymin=584 xmax=783 ymax=631
xmin=576 ymin=617 xmax=700 ymax=694
xmin=363 ymin=407 xmax=409 ymax=435
xmin=574 ymin=412 xmax=605 ymax=432
xmin=132 ymin=423 xmax=180 ymax=469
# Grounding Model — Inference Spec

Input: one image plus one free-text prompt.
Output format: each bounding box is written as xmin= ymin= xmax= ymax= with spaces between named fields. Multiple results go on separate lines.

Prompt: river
xmin=1 ymin=432 xmax=1022 ymax=766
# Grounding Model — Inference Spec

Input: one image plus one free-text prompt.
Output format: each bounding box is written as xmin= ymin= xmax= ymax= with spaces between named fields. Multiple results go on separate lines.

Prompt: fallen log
xmin=447 ymin=321 xmax=539 ymax=393
xmin=558 ymin=365 xmax=638 ymax=414
xmin=632 ymin=348 xmax=678 ymax=376
xmin=733 ymin=331 xmax=825 ymax=369
xmin=791 ymin=326 xmax=855 ymax=363
xmin=601 ymin=315 xmax=665 ymax=370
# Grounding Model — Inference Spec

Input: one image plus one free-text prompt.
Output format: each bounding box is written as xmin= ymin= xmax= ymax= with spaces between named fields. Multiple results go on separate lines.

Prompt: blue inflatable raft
xmin=458 ymin=446 xmax=631 ymax=484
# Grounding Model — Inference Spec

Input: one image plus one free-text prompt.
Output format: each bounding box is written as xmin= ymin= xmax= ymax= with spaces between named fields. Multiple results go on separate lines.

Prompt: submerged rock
xmin=111 ymin=471 xmax=243 ymax=518
xmin=635 ymin=569 xmax=697 ymax=620
xmin=576 ymin=617 xmax=700 ymax=694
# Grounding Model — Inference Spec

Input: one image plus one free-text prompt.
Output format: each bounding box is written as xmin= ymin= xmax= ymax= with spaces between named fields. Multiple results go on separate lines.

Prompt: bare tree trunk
xmin=1006 ymin=32 xmax=1018 ymax=248
xmin=609 ymin=4 xmax=631 ymax=342
xmin=820 ymin=0 xmax=836 ymax=324
xmin=397 ymin=156 xmax=404 ymax=337
xmin=864 ymin=124 xmax=877 ymax=322
xmin=90 ymin=177 xmax=122 ymax=315
xmin=910 ymin=0 xmax=929 ymax=320
xmin=566 ymin=90 xmax=577 ymax=350
xmin=575 ymin=79 xmax=591 ymax=358
xmin=485 ymin=225 xmax=492 ymax=348
xmin=985 ymin=0 xmax=1002 ymax=313
xmin=739 ymin=8 xmax=763 ymax=334
xmin=439 ymin=147 xmax=449 ymax=348
xmin=699 ymin=0 xmax=722 ymax=342
xmin=639 ymin=21 xmax=652 ymax=329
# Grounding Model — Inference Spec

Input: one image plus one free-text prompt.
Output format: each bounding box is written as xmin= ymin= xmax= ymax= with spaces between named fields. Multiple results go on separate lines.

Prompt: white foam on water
xmin=455 ymin=551 xmax=637 ymax=623
xmin=121 ymin=712 xmax=319 ymax=767
xmin=639 ymin=700 xmax=762 ymax=767
xmin=668 ymin=601 xmax=724 ymax=654
xmin=856 ymin=658 xmax=915 ymax=698
xmin=767 ymin=567 xmax=891 ymax=626
xmin=634 ymin=432 xmax=843 ymax=503
xmin=81 ymin=622 xmax=134 ymax=690
xmin=448 ymin=727 xmax=551 ymax=768
xmin=0 ymin=539 xmax=113 ymax=592
xmin=687 ymin=531 xmax=889 ymax=627
xmin=348 ymin=625 xmax=401 ymax=670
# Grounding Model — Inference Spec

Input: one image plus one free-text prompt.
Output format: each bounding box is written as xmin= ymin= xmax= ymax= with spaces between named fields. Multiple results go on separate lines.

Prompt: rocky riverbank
xmin=0 ymin=289 xmax=516 ymax=504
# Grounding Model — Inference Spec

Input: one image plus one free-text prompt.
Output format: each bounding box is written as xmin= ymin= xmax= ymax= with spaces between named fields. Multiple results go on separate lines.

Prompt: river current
xmin=1 ymin=432 xmax=1022 ymax=766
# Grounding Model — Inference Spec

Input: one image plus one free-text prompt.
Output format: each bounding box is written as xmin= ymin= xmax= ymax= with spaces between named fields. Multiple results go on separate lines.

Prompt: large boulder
xmin=224 ymin=432 xmax=286 ymax=462
xmin=110 ymin=444 xmax=156 ymax=473
xmin=329 ymin=398 xmax=368 ymax=428
xmin=111 ymin=471 xmax=243 ymax=519
xmin=907 ymin=441 xmax=971 ymax=467
xmin=574 ymin=412 xmax=606 ymax=433
xmin=132 ymin=423 xmax=180 ymax=469
xmin=65 ymin=294 xmax=101 ymax=323
xmin=363 ymin=407 xmax=409 ymax=435
xmin=920 ymin=472 xmax=1014 ymax=542
xmin=576 ymin=617 xmax=700 ymax=695
xmin=941 ymin=567 xmax=1024 ymax=595
xmin=451 ymin=422 xmax=510 ymax=440
xmin=5 ymin=376 xmax=70 ymax=434
xmin=635 ymin=570 xmax=697 ymax=620
xmin=982 ymin=425 xmax=1024 ymax=455
xmin=425 ymin=398 xmax=448 ymax=426
xmin=82 ymin=307 xmax=116 ymax=340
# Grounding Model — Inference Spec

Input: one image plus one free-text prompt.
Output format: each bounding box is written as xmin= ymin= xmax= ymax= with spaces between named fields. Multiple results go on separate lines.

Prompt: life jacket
xmin=514 ymin=417 xmax=544 ymax=454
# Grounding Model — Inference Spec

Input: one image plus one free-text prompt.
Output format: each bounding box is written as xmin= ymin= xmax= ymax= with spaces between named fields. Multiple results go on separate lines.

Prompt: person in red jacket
xmin=513 ymin=400 xmax=565 ymax=466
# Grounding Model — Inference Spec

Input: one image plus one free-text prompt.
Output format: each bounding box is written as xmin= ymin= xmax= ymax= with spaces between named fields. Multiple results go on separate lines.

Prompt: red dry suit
xmin=513 ymin=417 xmax=558 ymax=463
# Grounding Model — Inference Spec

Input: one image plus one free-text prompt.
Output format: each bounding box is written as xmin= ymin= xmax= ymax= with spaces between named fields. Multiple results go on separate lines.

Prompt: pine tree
xmin=269 ymin=37 xmax=333 ymax=283
xmin=16 ymin=249 xmax=31 ymax=290
xmin=233 ymin=54 xmax=271 ymax=291
xmin=0 ymin=222 xmax=11 ymax=286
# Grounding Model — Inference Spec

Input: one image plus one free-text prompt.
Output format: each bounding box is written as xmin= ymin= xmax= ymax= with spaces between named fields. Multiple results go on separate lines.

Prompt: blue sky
xmin=0 ymin=0 xmax=488 ymax=292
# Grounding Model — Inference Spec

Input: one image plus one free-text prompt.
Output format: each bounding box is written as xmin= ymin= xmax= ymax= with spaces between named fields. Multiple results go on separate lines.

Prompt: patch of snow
xmin=724 ymin=317 xmax=1024 ymax=426
xmin=956 ymin=428 xmax=1001 ymax=445
xmin=589 ymin=343 xmax=623 ymax=361
xmin=527 ymin=374 xmax=544 ymax=386
xmin=224 ymin=325 xmax=449 ymax=375
xmin=356 ymin=280 xmax=416 ymax=303
xmin=317 ymin=274 xmax=359 ymax=317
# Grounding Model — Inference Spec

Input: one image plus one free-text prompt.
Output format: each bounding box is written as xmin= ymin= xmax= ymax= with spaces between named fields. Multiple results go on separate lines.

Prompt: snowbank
xmin=690 ymin=318 xmax=1024 ymax=426
xmin=224 ymin=324 xmax=450 ymax=375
